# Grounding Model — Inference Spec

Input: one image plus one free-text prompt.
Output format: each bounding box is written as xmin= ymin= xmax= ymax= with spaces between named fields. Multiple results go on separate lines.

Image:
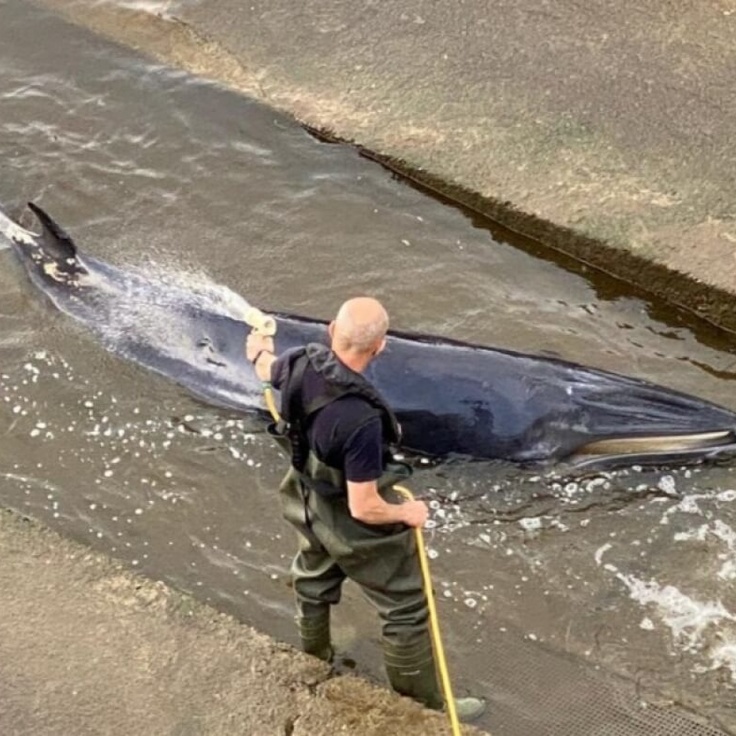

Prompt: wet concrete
xmin=0 ymin=507 xmax=484 ymax=736
xmin=37 ymin=0 xmax=736 ymax=332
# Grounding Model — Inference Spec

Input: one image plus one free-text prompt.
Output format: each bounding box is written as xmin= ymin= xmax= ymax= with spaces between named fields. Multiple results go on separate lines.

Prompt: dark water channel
xmin=1 ymin=2 xmax=736 ymax=734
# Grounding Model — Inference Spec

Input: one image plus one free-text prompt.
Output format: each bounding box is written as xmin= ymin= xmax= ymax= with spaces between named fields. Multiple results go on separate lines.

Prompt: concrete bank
xmin=37 ymin=0 xmax=736 ymax=332
xmin=0 ymin=508 xmax=484 ymax=736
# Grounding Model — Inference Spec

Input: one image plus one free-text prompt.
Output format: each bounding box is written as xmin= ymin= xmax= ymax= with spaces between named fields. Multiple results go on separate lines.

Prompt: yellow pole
xmin=393 ymin=484 xmax=462 ymax=736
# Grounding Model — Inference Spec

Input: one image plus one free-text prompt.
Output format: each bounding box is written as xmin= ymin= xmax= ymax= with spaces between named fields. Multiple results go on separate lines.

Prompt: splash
xmin=613 ymin=571 xmax=734 ymax=651
xmin=0 ymin=209 xmax=35 ymax=247
xmin=89 ymin=259 xmax=253 ymax=370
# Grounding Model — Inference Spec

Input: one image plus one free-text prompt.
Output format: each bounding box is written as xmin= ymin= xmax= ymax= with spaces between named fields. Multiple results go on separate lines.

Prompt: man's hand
xmin=245 ymin=331 xmax=275 ymax=363
xmin=245 ymin=330 xmax=276 ymax=381
xmin=400 ymin=499 xmax=429 ymax=528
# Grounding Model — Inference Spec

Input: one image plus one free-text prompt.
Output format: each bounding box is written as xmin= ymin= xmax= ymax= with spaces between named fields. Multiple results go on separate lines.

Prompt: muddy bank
xmin=0 ymin=508 xmax=484 ymax=736
xmin=36 ymin=0 xmax=736 ymax=332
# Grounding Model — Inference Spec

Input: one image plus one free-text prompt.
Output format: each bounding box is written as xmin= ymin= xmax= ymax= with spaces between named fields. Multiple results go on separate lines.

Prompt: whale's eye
xmin=196 ymin=336 xmax=226 ymax=367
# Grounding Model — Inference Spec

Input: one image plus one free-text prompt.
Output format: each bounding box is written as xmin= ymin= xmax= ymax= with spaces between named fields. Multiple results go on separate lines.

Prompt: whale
xmin=3 ymin=201 xmax=736 ymax=470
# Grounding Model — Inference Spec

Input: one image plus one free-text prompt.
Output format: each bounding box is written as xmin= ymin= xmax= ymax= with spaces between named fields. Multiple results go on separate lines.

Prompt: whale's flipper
xmin=28 ymin=202 xmax=78 ymax=261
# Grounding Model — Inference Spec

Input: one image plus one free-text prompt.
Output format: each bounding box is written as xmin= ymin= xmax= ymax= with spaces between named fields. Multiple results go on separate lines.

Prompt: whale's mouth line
xmin=565 ymin=429 xmax=736 ymax=471
xmin=576 ymin=429 xmax=734 ymax=455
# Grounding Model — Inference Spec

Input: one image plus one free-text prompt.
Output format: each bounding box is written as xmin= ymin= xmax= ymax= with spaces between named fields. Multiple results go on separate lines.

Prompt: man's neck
xmin=333 ymin=348 xmax=370 ymax=374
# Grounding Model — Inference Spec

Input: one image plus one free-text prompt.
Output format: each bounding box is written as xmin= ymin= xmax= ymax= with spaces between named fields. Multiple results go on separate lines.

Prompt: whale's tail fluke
xmin=27 ymin=202 xmax=78 ymax=261
xmin=0 ymin=202 xmax=87 ymax=283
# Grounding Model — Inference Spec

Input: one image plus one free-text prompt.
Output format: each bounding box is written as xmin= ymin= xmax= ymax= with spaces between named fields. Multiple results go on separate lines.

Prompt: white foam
xmin=657 ymin=475 xmax=677 ymax=496
xmin=594 ymin=542 xmax=612 ymax=566
xmin=615 ymin=569 xmax=735 ymax=650
xmin=0 ymin=209 xmax=35 ymax=246
xmin=711 ymin=641 xmax=736 ymax=682
xmin=664 ymin=495 xmax=736 ymax=580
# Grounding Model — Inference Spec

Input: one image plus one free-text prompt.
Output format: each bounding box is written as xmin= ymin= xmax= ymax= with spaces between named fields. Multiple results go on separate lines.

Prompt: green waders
xmin=279 ymin=452 xmax=444 ymax=710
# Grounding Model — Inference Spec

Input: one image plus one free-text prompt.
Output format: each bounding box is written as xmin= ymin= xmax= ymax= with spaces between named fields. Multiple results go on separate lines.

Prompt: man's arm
xmin=343 ymin=419 xmax=428 ymax=528
xmin=347 ymin=480 xmax=428 ymax=528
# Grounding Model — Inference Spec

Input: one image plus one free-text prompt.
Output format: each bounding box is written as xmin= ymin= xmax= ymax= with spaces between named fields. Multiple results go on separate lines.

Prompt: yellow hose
xmin=248 ymin=310 xmax=462 ymax=734
xmin=263 ymin=383 xmax=280 ymax=423
xmin=393 ymin=484 xmax=462 ymax=736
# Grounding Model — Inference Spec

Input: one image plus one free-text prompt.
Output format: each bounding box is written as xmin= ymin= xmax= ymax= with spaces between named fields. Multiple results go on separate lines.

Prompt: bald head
xmin=331 ymin=297 xmax=389 ymax=357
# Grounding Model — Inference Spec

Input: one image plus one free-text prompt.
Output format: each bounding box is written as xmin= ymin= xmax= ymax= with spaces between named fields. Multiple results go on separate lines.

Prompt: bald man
xmin=246 ymin=297 xmax=484 ymax=721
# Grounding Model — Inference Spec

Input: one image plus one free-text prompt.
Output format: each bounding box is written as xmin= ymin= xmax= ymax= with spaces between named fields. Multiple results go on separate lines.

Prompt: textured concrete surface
xmin=38 ymin=0 xmax=736 ymax=331
xmin=0 ymin=509 xmax=485 ymax=736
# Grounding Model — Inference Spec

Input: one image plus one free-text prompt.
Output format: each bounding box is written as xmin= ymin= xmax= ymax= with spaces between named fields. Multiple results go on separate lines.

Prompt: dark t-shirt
xmin=272 ymin=353 xmax=384 ymax=482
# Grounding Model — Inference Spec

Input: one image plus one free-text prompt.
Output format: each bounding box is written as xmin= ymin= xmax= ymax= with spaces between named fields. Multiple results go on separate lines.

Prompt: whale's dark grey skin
xmin=4 ymin=202 xmax=736 ymax=469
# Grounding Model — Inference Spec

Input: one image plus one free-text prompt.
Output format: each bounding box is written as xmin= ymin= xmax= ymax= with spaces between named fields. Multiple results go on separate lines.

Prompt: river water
xmin=1 ymin=2 xmax=736 ymax=734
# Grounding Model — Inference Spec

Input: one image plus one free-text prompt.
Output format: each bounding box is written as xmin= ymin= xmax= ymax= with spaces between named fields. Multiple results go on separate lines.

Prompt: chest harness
xmin=269 ymin=343 xmax=402 ymax=500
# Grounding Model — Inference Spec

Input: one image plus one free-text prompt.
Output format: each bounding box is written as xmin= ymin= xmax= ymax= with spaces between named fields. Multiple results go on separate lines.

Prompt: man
xmin=246 ymin=296 xmax=484 ymax=721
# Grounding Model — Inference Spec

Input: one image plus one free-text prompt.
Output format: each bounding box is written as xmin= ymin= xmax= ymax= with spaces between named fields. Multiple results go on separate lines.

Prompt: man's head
xmin=329 ymin=297 xmax=389 ymax=368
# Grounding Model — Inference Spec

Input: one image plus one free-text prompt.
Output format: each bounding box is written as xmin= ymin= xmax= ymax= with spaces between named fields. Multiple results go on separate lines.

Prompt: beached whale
xmin=3 ymin=202 xmax=736 ymax=470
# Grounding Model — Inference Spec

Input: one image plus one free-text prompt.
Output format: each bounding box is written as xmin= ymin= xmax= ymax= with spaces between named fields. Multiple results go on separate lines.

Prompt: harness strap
xmin=280 ymin=353 xmax=345 ymax=525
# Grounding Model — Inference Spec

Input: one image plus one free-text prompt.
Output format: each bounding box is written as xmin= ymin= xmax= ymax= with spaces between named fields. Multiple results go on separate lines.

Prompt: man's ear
xmin=375 ymin=337 xmax=387 ymax=356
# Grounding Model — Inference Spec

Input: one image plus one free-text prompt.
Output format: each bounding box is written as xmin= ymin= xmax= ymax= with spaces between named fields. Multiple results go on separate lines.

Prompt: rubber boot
xmin=383 ymin=636 xmax=486 ymax=722
xmin=452 ymin=694 xmax=487 ymax=723
xmin=297 ymin=612 xmax=334 ymax=662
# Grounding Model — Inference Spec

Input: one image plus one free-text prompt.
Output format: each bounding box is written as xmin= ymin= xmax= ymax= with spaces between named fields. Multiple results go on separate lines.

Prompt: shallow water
xmin=1 ymin=2 xmax=735 ymax=733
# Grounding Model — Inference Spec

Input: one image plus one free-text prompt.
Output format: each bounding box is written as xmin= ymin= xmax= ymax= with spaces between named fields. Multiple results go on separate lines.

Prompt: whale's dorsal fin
xmin=27 ymin=202 xmax=78 ymax=261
